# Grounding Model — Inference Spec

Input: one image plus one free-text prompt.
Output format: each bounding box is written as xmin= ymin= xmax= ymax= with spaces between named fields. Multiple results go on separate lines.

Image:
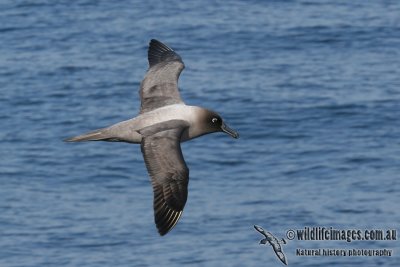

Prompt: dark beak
xmin=221 ymin=122 xmax=239 ymax=139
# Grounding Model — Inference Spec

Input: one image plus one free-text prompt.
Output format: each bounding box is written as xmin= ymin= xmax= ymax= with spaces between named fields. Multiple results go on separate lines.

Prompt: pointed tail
xmin=64 ymin=128 xmax=110 ymax=142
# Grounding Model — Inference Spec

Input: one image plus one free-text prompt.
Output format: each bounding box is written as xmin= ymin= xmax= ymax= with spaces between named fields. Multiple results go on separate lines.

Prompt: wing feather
xmin=140 ymin=121 xmax=189 ymax=235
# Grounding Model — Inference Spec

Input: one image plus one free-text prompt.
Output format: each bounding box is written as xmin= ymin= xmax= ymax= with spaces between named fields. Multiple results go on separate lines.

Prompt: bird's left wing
xmin=139 ymin=120 xmax=190 ymax=235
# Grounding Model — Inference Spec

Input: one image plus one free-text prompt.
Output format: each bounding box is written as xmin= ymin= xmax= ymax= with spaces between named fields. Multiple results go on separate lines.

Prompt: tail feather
xmin=64 ymin=128 xmax=110 ymax=142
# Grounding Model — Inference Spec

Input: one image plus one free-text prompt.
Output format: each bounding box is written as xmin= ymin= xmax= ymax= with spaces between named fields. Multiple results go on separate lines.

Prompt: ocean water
xmin=1 ymin=0 xmax=399 ymax=266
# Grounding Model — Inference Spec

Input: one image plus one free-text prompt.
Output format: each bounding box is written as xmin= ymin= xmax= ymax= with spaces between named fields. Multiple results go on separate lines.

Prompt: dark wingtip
xmin=155 ymin=208 xmax=182 ymax=236
xmin=158 ymin=228 xmax=168 ymax=236
xmin=154 ymin=197 xmax=183 ymax=236
xmin=148 ymin=39 xmax=182 ymax=68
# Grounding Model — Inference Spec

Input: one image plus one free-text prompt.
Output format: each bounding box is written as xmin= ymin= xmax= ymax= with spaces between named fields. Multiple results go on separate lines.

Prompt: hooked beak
xmin=221 ymin=122 xmax=239 ymax=139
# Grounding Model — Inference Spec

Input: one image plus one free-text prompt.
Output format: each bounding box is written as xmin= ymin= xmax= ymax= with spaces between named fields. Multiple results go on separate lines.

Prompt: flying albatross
xmin=65 ymin=39 xmax=239 ymax=235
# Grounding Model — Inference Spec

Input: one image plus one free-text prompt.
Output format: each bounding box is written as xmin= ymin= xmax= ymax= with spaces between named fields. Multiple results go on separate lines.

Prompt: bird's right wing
xmin=139 ymin=120 xmax=190 ymax=236
xmin=139 ymin=39 xmax=185 ymax=114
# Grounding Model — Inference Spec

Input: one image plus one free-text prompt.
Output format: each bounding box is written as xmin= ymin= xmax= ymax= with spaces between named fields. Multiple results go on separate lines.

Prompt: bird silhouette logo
xmin=254 ymin=225 xmax=288 ymax=265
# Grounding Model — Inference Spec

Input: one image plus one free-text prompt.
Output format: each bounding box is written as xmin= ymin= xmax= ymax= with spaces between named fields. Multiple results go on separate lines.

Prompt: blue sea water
xmin=1 ymin=0 xmax=399 ymax=266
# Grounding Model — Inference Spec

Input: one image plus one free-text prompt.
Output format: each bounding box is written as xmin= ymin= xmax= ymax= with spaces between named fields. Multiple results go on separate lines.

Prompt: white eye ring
xmin=212 ymin=118 xmax=218 ymax=123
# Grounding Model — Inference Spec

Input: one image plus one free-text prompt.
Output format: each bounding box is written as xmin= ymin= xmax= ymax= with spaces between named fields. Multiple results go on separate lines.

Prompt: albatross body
xmin=65 ymin=39 xmax=238 ymax=236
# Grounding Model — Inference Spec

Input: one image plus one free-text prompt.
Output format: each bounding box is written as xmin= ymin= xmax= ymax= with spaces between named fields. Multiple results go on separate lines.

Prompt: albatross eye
xmin=212 ymin=118 xmax=218 ymax=123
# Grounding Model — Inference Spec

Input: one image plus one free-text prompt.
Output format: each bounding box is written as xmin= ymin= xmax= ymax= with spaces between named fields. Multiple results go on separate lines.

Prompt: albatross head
xmin=200 ymin=110 xmax=239 ymax=139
